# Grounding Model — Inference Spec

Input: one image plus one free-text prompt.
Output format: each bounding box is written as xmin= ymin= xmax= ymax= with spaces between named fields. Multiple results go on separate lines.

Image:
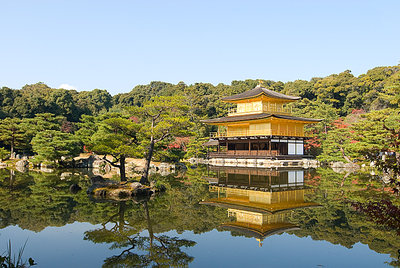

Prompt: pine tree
xmin=31 ymin=130 xmax=81 ymax=163
xmin=89 ymin=113 xmax=139 ymax=181
xmin=129 ymin=96 xmax=193 ymax=185
xmin=0 ymin=118 xmax=27 ymax=157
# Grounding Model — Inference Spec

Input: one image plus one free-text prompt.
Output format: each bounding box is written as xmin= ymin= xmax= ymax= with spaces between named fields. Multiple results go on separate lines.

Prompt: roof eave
xmin=222 ymin=92 xmax=301 ymax=103
xmin=200 ymin=114 xmax=322 ymax=124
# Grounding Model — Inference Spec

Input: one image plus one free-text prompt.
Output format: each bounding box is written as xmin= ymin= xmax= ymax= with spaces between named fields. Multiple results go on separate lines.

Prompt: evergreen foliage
xmin=0 ymin=118 xmax=28 ymax=156
xmin=128 ymin=96 xmax=193 ymax=184
xmin=88 ymin=113 xmax=139 ymax=180
xmin=31 ymin=130 xmax=81 ymax=163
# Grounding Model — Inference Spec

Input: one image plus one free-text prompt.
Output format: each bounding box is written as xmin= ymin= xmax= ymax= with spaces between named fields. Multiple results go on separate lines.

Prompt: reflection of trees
xmin=0 ymin=169 xmax=94 ymax=231
xmin=290 ymin=168 xmax=400 ymax=266
xmin=83 ymin=202 xmax=135 ymax=245
xmin=0 ymin=169 xmax=35 ymax=229
xmin=85 ymin=199 xmax=196 ymax=267
xmin=0 ymin=169 xmax=227 ymax=233
xmin=353 ymin=199 xmax=400 ymax=235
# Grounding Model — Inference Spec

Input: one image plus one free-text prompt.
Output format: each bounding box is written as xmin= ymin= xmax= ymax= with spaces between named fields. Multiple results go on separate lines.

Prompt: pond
xmin=0 ymin=166 xmax=399 ymax=267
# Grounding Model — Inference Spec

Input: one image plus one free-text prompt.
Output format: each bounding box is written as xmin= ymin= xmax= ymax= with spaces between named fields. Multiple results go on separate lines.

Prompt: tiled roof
xmin=200 ymin=113 xmax=322 ymax=124
xmin=222 ymin=85 xmax=301 ymax=101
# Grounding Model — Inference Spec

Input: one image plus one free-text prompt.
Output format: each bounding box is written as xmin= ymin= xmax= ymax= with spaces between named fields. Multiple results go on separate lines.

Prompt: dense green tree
xmin=0 ymin=118 xmax=28 ymax=156
xmin=14 ymin=113 xmax=65 ymax=155
xmin=292 ymin=98 xmax=339 ymax=134
xmin=129 ymin=96 xmax=193 ymax=184
xmin=349 ymin=109 xmax=400 ymax=157
xmin=29 ymin=113 xmax=64 ymax=131
xmin=185 ymin=137 xmax=208 ymax=159
xmin=353 ymin=109 xmax=400 ymax=192
xmin=0 ymin=87 xmax=17 ymax=119
xmin=0 ymin=148 xmax=9 ymax=161
xmin=74 ymin=89 xmax=113 ymax=116
xmin=0 ymin=83 xmax=113 ymax=121
xmin=380 ymin=70 xmax=400 ymax=108
xmin=12 ymin=83 xmax=52 ymax=118
xmin=113 ymin=81 xmax=182 ymax=107
xmin=89 ymin=113 xmax=139 ymax=181
xmin=75 ymin=114 xmax=100 ymax=147
xmin=283 ymin=79 xmax=317 ymax=100
xmin=318 ymin=119 xmax=354 ymax=162
xmin=48 ymin=89 xmax=79 ymax=121
xmin=314 ymin=70 xmax=357 ymax=115
xmin=31 ymin=130 xmax=81 ymax=163
xmin=318 ymin=108 xmax=400 ymax=163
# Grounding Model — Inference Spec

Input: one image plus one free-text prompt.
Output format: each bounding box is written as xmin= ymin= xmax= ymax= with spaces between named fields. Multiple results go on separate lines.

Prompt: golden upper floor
xmin=223 ymin=85 xmax=300 ymax=116
xmin=204 ymin=114 xmax=321 ymax=138
xmin=228 ymin=101 xmax=292 ymax=116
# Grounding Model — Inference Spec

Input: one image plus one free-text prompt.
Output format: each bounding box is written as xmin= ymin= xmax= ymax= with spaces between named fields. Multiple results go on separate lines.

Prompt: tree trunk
xmin=339 ymin=147 xmax=352 ymax=163
xmin=10 ymin=141 xmax=14 ymax=159
xmin=140 ymin=138 xmax=155 ymax=185
xmin=120 ymin=155 xmax=126 ymax=181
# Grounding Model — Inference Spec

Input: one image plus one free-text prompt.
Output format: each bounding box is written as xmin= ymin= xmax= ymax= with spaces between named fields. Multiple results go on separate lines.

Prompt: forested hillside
xmin=0 ymin=83 xmax=112 ymax=121
xmin=1 ymin=65 xmax=399 ymax=163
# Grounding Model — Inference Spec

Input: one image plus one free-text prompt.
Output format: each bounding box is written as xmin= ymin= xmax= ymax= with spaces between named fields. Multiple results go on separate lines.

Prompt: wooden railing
xmin=209 ymin=150 xmax=279 ymax=157
xmin=228 ymin=105 xmax=292 ymax=116
xmin=210 ymin=129 xmax=308 ymax=138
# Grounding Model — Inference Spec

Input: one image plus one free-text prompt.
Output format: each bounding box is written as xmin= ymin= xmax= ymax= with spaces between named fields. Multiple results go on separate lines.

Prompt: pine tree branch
xmin=102 ymin=155 xmax=121 ymax=168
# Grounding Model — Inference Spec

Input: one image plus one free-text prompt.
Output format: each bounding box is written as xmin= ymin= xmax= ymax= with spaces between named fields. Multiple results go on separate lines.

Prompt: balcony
xmin=210 ymin=129 xmax=308 ymax=138
xmin=209 ymin=150 xmax=279 ymax=157
xmin=207 ymin=151 xmax=307 ymax=160
xmin=228 ymin=105 xmax=292 ymax=116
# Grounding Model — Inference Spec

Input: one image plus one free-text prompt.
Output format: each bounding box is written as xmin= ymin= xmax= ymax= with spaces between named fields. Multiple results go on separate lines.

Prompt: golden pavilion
xmin=201 ymin=85 xmax=322 ymax=159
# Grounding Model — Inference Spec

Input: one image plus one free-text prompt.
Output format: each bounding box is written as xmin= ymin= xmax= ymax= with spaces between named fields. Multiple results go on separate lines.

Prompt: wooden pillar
xmin=269 ymin=139 xmax=272 ymax=156
xmin=226 ymin=141 xmax=229 ymax=154
xmin=257 ymin=139 xmax=260 ymax=156
xmin=249 ymin=140 xmax=251 ymax=154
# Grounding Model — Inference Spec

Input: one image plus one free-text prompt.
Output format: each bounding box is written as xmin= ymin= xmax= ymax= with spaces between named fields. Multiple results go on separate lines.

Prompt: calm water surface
xmin=0 ymin=166 xmax=398 ymax=267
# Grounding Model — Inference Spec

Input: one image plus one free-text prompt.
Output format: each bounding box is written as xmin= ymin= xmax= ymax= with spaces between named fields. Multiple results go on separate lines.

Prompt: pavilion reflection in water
xmin=200 ymin=166 xmax=320 ymax=246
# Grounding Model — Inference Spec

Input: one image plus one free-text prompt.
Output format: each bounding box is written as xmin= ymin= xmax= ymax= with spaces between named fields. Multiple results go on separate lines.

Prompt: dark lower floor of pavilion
xmin=206 ymin=136 xmax=313 ymax=159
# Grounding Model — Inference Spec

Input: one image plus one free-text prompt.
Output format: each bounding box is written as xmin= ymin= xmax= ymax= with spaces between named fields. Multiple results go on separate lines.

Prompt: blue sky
xmin=1 ymin=0 xmax=399 ymax=95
